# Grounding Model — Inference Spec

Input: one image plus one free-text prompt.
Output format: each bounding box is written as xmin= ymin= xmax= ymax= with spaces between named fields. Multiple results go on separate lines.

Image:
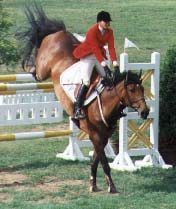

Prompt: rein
xmin=96 ymin=77 xmax=144 ymax=127
xmin=97 ymin=92 xmax=109 ymax=127
xmin=96 ymin=82 xmax=124 ymax=128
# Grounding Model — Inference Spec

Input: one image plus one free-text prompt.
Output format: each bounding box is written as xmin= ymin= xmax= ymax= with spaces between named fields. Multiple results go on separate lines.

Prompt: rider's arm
xmin=107 ymin=29 xmax=118 ymax=65
xmin=86 ymin=27 xmax=106 ymax=64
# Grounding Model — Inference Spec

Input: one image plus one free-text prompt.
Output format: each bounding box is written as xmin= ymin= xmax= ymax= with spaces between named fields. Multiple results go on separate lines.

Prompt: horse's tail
xmin=16 ymin=2 xmax=66 ymax=70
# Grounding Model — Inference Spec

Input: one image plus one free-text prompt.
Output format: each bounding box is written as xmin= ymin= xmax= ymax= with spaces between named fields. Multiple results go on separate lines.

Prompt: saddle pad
xmin=60 ymin=63 xmax=104 ymax=106
xmin=73 ymin=33 xmax=85 ymax=42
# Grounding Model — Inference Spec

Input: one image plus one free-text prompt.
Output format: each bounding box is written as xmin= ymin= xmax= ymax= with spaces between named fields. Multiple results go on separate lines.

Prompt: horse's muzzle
xmin=140 ymin=107 xmax=149 ymax=120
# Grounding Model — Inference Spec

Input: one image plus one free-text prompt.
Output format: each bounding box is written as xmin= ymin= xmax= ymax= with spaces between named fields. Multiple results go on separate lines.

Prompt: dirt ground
xmin=0 ymin=170 xmax=112 ymax=204
xmin=0 ymin=171 xmax=88 ymax=203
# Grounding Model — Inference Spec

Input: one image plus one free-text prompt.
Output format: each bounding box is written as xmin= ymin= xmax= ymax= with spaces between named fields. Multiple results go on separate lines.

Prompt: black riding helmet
xmin=97 ymin=11 xmax=112 ymax=22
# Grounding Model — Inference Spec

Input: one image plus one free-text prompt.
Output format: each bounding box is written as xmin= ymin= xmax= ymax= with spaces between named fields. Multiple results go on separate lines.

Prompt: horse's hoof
xmin=89 ymin=185 xmax=99 ymax=192
xmin=108 ymin=185 xmax=119 ymax=194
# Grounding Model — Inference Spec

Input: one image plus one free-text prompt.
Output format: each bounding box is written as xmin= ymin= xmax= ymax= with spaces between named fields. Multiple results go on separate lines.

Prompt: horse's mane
xmin=114 ymin=70 xmax=142 ymax=85
xmin=16 ymin=2 xmax=66 ymax=69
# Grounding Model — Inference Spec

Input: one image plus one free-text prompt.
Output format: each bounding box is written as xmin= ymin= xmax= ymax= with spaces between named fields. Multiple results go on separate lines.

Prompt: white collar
xmin=98 ymin=24 xmax=103 ymax=32
xmin=98 ymin=24 xmax=105 ymax=35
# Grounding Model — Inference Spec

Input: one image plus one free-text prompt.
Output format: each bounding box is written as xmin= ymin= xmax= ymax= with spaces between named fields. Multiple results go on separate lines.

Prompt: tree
xmin=0 ymin=2 xmax=19 ymax=66
xmin=159 ymin=45 xmax=176 ymax=147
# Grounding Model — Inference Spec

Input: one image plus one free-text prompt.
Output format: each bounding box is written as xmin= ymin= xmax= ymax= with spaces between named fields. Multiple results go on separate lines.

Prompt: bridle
xmin=97 ymin=74 xmax=146 ymax=127
xmin=124 ymin=81 xmax=145 ymax=110
xmin=114 ymin=79 xmax=145 ymax=110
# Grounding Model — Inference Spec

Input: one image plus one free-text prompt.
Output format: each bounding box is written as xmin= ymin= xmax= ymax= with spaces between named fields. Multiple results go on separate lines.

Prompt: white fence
xmin=0 ymin=74 xmax=61 ymax=125
xmin=0 ymin=91 xmax=62 ymax=126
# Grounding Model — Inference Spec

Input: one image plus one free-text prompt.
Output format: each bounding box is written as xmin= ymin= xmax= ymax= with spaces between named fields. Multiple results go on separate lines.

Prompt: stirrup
xmin=74 ymin=109 xmax=85 ymax=120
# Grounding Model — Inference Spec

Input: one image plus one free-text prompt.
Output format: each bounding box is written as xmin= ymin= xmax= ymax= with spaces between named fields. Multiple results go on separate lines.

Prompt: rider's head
xmin=97 ymin=11 xmax=112 ymax=29
xmin=97 ymin=11 xmax=112 ymax=23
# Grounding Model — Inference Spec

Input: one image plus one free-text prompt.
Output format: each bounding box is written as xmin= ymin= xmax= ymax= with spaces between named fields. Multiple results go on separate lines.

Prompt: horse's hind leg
xmin=90 ymin=151 xmax=99 ymax=192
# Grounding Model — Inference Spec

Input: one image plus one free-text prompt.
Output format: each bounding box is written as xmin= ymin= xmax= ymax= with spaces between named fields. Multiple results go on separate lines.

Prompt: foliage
xmin=0 ymin=2 xmax=20 ymax=66
xmin=159 ymin=45 xmax=176 ymax=146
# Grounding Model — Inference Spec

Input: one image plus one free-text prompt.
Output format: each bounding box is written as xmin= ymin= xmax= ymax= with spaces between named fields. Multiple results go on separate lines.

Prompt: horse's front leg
xmin=90 ymin=151 xmax=99 ymax=192
xmin=98 ymin=148 xmax=118 ymax=194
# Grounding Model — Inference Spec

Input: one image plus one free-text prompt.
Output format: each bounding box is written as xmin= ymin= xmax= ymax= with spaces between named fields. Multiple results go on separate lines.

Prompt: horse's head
xmin=120 ymin=71 xmax=149 ymax=119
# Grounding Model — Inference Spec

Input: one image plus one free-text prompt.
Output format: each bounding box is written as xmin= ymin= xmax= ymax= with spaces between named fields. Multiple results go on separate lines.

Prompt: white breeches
xmin=79 ymin=54 xmax=106 ymax=86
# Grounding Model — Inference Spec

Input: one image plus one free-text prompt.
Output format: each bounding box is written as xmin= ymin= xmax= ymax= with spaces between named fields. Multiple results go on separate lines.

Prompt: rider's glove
xmin=101 ymin=61 xmax=113 ymax=87
xmin=113 ymin=61 xmax=120 ymax=74
xmin=104 ymin=65 xmax=112 ymax=80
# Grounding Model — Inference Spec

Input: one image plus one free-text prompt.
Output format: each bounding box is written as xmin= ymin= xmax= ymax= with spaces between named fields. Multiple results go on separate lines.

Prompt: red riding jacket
xmin=73 ymin=23 xmax=117 ymax=63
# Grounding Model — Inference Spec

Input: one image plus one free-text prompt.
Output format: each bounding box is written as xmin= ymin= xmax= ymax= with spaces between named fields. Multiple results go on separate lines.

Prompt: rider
xmin=73 ymin=11 xmax=120 ymax=120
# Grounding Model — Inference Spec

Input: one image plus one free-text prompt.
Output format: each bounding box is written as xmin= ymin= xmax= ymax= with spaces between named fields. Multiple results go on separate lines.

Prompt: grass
xmin=0 ymin=138 xmax=176 ymax=208
xmin=1 ymin=0 xmax=176 ymax=208
xmin=1 ymin=0 xmax=176 ymax=68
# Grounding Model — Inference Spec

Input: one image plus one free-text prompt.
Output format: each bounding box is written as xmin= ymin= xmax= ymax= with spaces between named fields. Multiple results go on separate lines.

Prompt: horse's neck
xmin=101 ymin=81 xmax=124 ymax=118
xmin=114 ymin=81 xmax=125 ymax=104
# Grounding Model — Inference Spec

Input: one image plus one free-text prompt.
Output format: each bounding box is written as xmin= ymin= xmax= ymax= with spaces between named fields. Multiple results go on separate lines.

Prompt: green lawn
xmin=2 ymin=0 xmax=176 ymax=66
xmin=0 ymin=138 xmax=176 ymax=209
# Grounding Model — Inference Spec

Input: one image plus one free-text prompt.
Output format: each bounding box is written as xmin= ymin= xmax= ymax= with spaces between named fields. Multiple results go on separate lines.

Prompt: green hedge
xmin=159 ymin=45 xmax=176 ymax=146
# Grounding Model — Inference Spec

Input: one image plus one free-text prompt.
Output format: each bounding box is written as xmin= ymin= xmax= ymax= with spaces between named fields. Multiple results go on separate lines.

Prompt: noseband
xmin=128 ymin=97 xmax=145 ymax=110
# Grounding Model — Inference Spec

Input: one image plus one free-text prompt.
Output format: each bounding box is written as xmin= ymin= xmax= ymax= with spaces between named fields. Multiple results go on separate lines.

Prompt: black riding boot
xmin=74 ymin=84 xmax=89 ymax=120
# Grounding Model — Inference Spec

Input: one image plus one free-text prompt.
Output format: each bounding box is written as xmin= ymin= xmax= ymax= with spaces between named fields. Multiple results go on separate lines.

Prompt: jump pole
xmin=0 ymin=130 xmax=72 ymax=141
xmin=0 ymin=89 xmax=54 ymax=95
xmin=0 ymin=82 xmax=53 ymax=91
xmin=0 ymin=74 xmax=36 ymax=82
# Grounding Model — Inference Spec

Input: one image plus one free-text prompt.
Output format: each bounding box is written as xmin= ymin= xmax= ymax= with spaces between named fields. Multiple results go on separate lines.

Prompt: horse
xmin=18 ymin=4 xmax=149 ymax=193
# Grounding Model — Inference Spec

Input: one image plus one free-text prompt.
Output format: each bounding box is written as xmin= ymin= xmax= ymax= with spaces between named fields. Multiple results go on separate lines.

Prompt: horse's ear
xmin=124 ymin=71 xmax=129 ymax=86
xmin=138 ymin=69 xmax=142 ymax=79
xmin=138 ymin=69 xmax=142 ymax=84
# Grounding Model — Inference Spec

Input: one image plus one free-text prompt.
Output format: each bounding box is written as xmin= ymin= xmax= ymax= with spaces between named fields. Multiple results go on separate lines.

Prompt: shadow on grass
xmin=0 ymin=158 xmax=88 ymax=172
xmin=0 ymin=181 xmax=28 ymax=189
xmin=134 ymin=167 xmax=176 ymax=193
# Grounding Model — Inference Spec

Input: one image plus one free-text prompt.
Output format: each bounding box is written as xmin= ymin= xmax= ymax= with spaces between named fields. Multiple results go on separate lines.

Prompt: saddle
xmin=74 ymin=69 xmax=101 ymax=99
xmin=60 ymin=65 xmax=106 ymax=106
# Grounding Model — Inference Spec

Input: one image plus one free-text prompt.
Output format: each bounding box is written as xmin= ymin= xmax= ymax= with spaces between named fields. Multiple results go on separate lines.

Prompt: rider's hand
xmin=104 ymin=65 xmax=112 ymax=80
xmin=101 ymin=61 xmax=113 ymax=87
xmin=113 ymin=61 xmax=120 ymax=74
xmin=102 ymin=65 xmax=114 ymax=87
xmin=114 ymin=65 xmax=120 ymax=73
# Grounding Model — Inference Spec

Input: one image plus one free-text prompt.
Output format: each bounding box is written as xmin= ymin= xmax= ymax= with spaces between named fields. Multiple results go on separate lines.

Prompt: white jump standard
xmin=109 ymin=52 xmax=172 ymax=171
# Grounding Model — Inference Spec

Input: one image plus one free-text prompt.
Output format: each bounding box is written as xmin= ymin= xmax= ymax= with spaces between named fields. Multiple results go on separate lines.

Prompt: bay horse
xmin=18 ymin=4 xmax=149 ymax=193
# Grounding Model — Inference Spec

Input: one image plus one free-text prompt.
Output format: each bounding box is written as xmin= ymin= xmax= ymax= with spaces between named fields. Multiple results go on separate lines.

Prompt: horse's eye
xmin=131 ymin=89 xmax=135 ymax=93
xmin=129 ymin=88 xmax=135 ymax=93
